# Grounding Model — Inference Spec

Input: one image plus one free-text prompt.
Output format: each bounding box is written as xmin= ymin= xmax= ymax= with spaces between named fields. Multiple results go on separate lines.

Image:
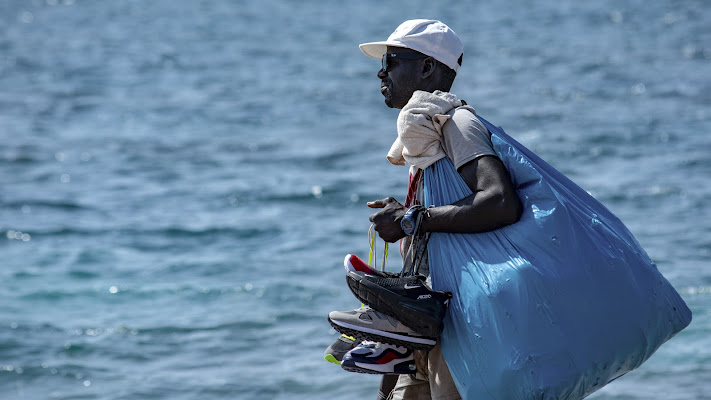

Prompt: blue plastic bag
xmin=424 ymin=116 xmax=692 ymax=400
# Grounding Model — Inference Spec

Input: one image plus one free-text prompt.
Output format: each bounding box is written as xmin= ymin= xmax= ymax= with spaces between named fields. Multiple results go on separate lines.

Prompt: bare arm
xmin=423 ymin=155 xmax=521 ymax=233
xmin=368 ymin=155 xmax=521 ymax=242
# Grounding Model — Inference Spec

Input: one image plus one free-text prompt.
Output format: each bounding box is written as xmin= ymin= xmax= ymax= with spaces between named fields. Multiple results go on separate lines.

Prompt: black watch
xmin=400 ymin=205 xmax=425 ymax=236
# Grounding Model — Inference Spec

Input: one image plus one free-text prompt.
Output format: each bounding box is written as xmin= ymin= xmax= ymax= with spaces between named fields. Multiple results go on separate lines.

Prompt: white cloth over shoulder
xmin=387 ymin=90 xmax=476 ymax=171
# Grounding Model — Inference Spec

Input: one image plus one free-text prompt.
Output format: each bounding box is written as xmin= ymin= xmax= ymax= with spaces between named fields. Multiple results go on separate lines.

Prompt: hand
xmin=367 ymin=197 xmax=407 ymax=243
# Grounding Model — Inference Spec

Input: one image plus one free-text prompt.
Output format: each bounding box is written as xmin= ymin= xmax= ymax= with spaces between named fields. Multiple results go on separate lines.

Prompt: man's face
xmin=378 ymin=46 xmax=424 ymax=109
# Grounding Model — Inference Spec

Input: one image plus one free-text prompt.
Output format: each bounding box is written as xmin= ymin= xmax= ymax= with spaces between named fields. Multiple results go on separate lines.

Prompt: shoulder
xmin=441 ymin=105 xmax=497 ymax=170
xmin=443 ymin=106 xmax=490 ymax=140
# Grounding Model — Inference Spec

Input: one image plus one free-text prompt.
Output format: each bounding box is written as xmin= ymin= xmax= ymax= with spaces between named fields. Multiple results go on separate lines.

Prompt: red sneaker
xmin=344 ymin=254 xmax=399 ymax=279
xmin=344 ymin=254 xmax=377 ymax=275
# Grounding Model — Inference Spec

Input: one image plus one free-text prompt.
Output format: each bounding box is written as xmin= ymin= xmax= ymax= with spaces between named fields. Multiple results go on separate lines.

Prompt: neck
xmin=419 ymin=79 xmax=452 ymax=94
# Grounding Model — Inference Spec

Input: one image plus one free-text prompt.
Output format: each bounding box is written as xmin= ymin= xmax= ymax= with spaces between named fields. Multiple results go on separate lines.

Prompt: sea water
xmin=0 ymin=0 xmax=709 ymax=399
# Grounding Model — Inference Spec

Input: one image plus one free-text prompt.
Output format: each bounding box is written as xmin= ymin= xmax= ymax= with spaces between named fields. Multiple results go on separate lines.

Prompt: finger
xmin=367 ymin=197 xmax=398 ymax=208
xmin=367 ymin=199 xmax=387 ymax=208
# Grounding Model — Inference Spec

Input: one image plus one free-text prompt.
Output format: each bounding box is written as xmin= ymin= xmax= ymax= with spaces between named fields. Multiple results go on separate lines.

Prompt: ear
xmin=420 ymin=57 xmax=436 ymax=80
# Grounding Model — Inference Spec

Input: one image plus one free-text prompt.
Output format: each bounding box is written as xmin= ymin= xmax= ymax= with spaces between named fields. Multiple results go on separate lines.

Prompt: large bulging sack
xmin=424 ymin=116 xmax=692 ymax=400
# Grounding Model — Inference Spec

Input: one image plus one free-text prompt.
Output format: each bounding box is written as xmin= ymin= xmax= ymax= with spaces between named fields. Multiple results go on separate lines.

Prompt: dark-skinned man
xmin=329 ymin=20 xmax=521 ymax=400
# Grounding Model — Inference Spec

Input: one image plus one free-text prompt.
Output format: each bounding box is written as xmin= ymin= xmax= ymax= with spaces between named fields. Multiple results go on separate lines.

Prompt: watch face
xmin=401 ymin=215 xmax=415 ymax=235
xmin=401 ymin=206 xmax=423 ymax=235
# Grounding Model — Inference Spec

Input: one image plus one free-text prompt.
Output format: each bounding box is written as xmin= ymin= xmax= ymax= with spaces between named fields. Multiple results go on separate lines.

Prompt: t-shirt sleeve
xmin=441 ymin=107 xmax=497 ymax=170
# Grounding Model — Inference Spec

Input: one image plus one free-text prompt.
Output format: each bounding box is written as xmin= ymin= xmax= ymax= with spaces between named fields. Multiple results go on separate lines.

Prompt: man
xmin=329 ymin=18 xmax=691 ymax=400
xmin=360 ymin=19 xmax=521 ymax=400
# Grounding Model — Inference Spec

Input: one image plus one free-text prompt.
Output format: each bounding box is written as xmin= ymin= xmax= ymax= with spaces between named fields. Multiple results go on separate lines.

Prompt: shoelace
xmin=368 ymin=223 xmax=388 ymax=272
xmin=365 ymin=213 xmax=429 ymax=278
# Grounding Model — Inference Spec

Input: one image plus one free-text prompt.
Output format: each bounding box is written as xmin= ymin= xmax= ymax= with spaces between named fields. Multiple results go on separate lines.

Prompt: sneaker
xmin=344 ymin=254 xmax=398 ymax=279
xmin=328 ymin=306 xmax=436 ymax=350
xmin=341 ymin=341 xmax=417 ymax=375
xmin=346 ymin=270 xmax=451 ymax=338
xmin=324 ymin=334 xmax=358 ymax=365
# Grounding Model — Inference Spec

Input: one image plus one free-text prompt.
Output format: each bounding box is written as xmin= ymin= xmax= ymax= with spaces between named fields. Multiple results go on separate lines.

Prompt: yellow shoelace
xmin=367 ymin=223 xmax=388 ymax=272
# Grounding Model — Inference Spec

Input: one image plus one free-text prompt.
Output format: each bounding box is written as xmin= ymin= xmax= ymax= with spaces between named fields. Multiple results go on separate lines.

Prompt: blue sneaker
xmin=341 ymin=341 xmax=417 ymax=375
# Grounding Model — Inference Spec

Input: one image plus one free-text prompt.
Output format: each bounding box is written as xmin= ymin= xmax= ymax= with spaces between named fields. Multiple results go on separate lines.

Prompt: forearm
xmin=369 ymin=156 xmax=522 ymax=241
xmin=420 ymin=189 xmax=521 ymax=234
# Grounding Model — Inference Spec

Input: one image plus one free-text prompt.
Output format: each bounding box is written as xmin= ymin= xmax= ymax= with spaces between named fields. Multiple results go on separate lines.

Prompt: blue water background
xmin=1 ymin=0 xmax=709 ymax=399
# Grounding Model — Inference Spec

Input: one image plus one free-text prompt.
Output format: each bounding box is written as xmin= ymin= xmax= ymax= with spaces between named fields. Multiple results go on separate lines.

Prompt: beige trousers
xmin=388 ymin=344 xmax=461 ymax=400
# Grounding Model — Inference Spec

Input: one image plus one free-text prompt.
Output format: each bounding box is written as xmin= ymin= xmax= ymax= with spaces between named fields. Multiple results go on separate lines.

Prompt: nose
xmin=377 ymin=68 xmax=387 ymax=79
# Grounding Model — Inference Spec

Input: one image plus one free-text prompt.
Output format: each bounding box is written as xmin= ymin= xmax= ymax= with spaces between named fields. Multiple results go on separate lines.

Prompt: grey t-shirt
xmin=441 ymin=106 xmax=496 ymax=169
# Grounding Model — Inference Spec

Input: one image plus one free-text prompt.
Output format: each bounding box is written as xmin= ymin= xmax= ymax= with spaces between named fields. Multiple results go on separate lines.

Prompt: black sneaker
xmin=346 ymin=270 xmax=451 ymax=338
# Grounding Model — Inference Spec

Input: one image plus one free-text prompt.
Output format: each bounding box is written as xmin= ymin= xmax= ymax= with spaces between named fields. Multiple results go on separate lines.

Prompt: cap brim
xmin=359 ymin=41 xmax=408 ymax=59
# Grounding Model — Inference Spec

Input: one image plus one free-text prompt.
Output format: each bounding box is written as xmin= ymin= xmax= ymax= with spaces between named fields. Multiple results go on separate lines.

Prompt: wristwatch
xmin=400 ymin=205 xmax=425 ymax=236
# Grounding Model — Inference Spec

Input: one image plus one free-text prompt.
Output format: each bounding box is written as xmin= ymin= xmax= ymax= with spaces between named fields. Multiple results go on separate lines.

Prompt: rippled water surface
xmin=1 ymin=0 xmax=709 ymax=399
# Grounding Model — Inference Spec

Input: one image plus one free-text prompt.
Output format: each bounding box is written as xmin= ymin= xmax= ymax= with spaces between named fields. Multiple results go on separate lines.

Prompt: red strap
xmin=404 ymin=169 xmax=422 ymax=208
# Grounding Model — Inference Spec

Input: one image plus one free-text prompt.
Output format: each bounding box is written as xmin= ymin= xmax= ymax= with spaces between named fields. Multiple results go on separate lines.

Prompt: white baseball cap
xmin=359 ymin=19 xmax=463 ymax=73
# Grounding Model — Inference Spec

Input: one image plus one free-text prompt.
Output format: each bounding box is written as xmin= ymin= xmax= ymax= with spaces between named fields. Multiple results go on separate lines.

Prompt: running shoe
xmin=324 ymin=334 xmax=358 ymax=365
xmin=344 ymin=254 xmax=398 ymax=279
xmin=341 ymin=341 xmax=417 ymax=375
xmin=328 ymin=306 xmax=436 ymax=350
xmin=346 ymin=270 xmax=451 ymax=338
